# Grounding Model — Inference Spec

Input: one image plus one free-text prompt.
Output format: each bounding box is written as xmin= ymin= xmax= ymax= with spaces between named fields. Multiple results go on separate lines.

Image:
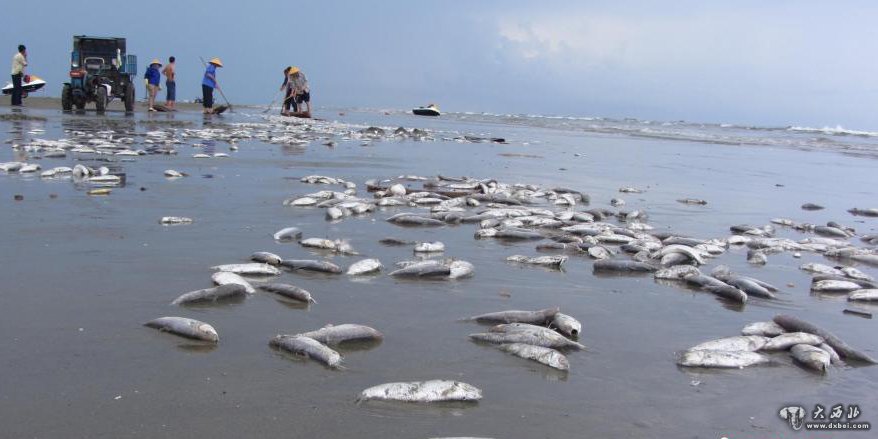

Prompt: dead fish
xmin=790 ymin=344 xmax=830 ymax=373
xmin=251 ymin=251 xmax=283 ymax=265
xmin=171 ymin=284 xmax=248 ymax=305
xmin=848 ymin=207 xmax=878 ymax=217
xmin=811 ymin=280 xmax=862 ymax=292
xmin=725 ymin=277 xmax=776 ymax=299
xmin=269 ymin=335 xmax=342 ymax=369
xmin=326 ymin=206 xmax=346 ymax=220
xmin=801 ymin=203 xmax=824 ymax=211
xmin=258 ymin=283 xmax=316 ymax=303
xmin=273 ymin=227 xmax=303 ymax=242
xmin=815 ymin=225 xmax=850 ymax=238
xmin=347 ymin=258 xmax=383 ymax=275
xmin=389 ymin=262 xmax=452 ymax=278
xmin=379 ymin=238 xmax=415 ymax=246
xmin=741 ymin=321 xmax=787 ymax=337
xmin=677 ymin=350 xmax=770 ymax=368
xmin=587 ymin=246 xmax=612 ymax=260
xmin=464 ymin=307 xmax=560 ymax=325
xmin=159 ymin=216 xmax=193 ymax=225
xmin=655 ymin=265 xmax=701 ymax=280
xmin=280 ymin=259 xmax=343 ymax=274
xmin=211 ymin=263 xmax=281 ymax=276
xmin=298 ymin=323 xmax=383 ymax=345
xmin=704 ymin=285 xmax=748 ymax=303
xmin=358 ymin=380 xmax=482 ymax=403
xmin=841 ymin=267 xmax=874 ymax=281
xmin=487 ymin=323 xmax=584 ymax=349
xmin=470 ymin=332 xmax=585 ymax=350
xmin=414 ymin=241 xmax=446 ymax=253
xmin=747 ymin=250 xmax=767 ymax=265
xmin=494 ymin=229 xmax=544 ymax=240
xmin=448 ymin=260 xmax=475 ymax=279
xmin=774 ymin=314 xmax=877 ymax=364
xmin=800 ymin=263 xmax=844 ymax=276
xmin=677 ymin=198 xmax=708 ymax=205
xmin=386 ymin=214 xmax=445 ymax=227
xmin=817 ymin=343 xmax=844 ymax=366
xmin=550 ymin=313 xmax=582 ymax=338
xmin=211 ymin=271 xmax=256 ymax=294
xmin=689 ymin=336 xmax=769 ymax=352
xmin=88 ymin=188 xmax=112 ymax=196
xmin=593 ymin=260 xmax=656 ymax=272
xmin=164 ymin=169 xmax=186 ymax=178
xmin=300 ymin=237 xmax=338 ymax=250
xmin=658 ymin=245 xmax=706 ymax=265
xmin=610 ymin=198 xmax=625 ymax=207
xmin=498 ymin=343 xmax=569 ymax=371
xmin=506 ymin=255 xmax=567 ymax=268
xmin=762 ymin=332 xmax=824 ymax=351
xmin=848 ymin=289 xmax=878 ymax=302
xmin=619 ymin=187 xmax=643 ymax=193
xmin=144 ymin=316 xmax=218 ymax=342
xmin=285 ymin=196 xmax=319 ymax=206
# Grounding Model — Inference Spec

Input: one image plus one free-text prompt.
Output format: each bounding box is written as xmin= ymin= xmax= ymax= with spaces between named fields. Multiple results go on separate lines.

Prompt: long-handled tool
xmin=262 ymin=88 xmax=282 ymax=113
xmin=199 ymin=56 xmax=233 ymax=111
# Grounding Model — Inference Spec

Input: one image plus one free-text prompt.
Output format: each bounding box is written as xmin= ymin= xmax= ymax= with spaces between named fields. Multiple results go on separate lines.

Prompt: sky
xmin=5 ymin=0 xmax=878 ymax=128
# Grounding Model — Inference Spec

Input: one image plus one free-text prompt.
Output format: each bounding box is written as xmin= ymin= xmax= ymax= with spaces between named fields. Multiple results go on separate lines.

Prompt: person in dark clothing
xmin=10 ymin=45 xmax=27 ymax=106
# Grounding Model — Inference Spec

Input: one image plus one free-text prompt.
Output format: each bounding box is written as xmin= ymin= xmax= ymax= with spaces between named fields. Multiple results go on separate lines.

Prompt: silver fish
xmin=269 ymin=335 xmax=342 ymax=369
xmin=848 ymin=289 xmax=878 ymax=302
xmin=499 ymin=343 xmax=570 ymax=371
xmin=347 ymin=258 xmax=384 ymax=275
xmin=800 ymin=263 xmax=843 ymax=276
xmin=414 ymin=241 xmax=446 ymax=253
xmin=171 ymin=284 xmax=248 ymax=305
xmin=817 ymin=343 xmax=844 ymax=366
xmin=273 ymin=227 xmax=303 ymax=242
xmin=448 ymin=260 xmax=475 ymax=279
xmin=258 ymin=283 xmax=316 ymax=303
xmin=211 ymin=271 xmax=256 ymax=294
xmin=280 ymin=259 xmax=343 ymax=274
xmin=762 ymin=332 xmax=824 ymax=351
xmin=298 ymin=324 xmax=383 ymax=345
xmin=741 ymin=321 xmax=786 ymax=337
xmin=689 ymin=336 xmax=769 ymax=352
xmin=465 ymin=307 xmax=559 ymax=325
xmin=358 ymin=380 xmax=482 ymax=403
xmin=506 ymin=255 xmax=567 ymax=268
xmin=251 ymin=251 xmax=283 ymax=265
xmin=677 ymin=350 xmax=770 ymax=368
xmin=811 ymin=280 xmax=862 ymax=292
xmin=211 ymin=263 xmax=281 ymax=276
xmin=790 ymin=344 xmax=830 ymax=373
xmin=470 ymin=331 xmax=585 ymax=350
xmin=655 ymin=265 xmax=701 ymax=280
xmin=145 ymin=316 xmax=218 ymax=342
xmin=550 ymin=313 xmax=582 ymax=338
xmin=593 ymin=260 xmax=656 ymax=272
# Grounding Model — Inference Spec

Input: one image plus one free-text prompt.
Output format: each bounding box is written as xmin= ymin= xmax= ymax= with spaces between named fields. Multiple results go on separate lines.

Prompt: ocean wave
xmin=787 ymin=125 xmax=878 ymax=137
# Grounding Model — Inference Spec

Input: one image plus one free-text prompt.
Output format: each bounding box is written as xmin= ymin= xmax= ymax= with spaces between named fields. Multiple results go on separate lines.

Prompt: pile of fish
xmin=462 ymin=307 xmax=583 ymax=371
xmin=677 ymin=314 xmax=876 ymax=373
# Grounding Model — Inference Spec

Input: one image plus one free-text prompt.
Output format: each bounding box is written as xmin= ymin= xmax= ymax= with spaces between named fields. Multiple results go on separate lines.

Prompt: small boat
xmin=412 ymin=104 xmax=440 ymax=117
xmin=2 ymin=75 xmax=46 ymax=95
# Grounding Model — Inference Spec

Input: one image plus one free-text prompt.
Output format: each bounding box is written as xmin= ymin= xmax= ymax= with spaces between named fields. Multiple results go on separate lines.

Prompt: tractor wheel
xmin=61 ymin=84 xmax=73 ymax=111
xmin=95 ymin=87 xmax=107 ymax=113
xmin=124 ymin=85 xmax=135 ymax=112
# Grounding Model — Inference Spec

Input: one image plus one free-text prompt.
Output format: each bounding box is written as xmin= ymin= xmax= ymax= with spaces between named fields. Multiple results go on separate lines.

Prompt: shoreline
xmin=0 ymin=96 xmax=220 ymax=112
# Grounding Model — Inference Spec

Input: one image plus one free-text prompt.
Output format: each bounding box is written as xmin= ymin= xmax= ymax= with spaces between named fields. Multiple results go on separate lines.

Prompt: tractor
xmin=62 ymin=36 xmax=137 ymax=112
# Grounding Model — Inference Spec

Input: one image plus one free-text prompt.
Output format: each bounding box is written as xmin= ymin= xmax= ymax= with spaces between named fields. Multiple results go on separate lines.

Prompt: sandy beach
xmin=0 ymin=103 xmax=876 ymax=438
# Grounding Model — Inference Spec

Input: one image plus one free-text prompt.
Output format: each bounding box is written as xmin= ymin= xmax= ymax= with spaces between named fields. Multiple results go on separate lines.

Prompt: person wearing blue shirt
xmin=202 ymin=57 xmax=223 ymax=114
xmin=144 ymin=59 xmax=162 ymax=111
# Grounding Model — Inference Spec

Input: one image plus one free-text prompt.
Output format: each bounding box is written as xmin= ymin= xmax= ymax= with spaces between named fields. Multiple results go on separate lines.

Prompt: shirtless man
xmin=161 ymin=56 xmax=176 ymax=110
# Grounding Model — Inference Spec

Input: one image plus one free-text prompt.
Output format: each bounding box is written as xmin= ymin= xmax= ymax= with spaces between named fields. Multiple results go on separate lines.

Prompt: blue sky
xmin=5 ymin=1 xmax=877 ymax=128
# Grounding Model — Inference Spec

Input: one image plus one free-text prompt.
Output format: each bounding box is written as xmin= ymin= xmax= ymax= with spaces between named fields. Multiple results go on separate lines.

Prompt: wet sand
xmin=0 ymin=105 xmax=876 ymax=438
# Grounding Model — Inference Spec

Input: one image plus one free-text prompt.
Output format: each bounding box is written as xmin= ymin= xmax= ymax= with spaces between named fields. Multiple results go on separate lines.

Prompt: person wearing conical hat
xmin=144 ymin=59 xmax=162 ymax=111
xmin=202 ymin=57 xmax=223 ymax=114
xmin=279 ymin=66 xmax=297 ymax=115
xmin=290 ymin=66 xmax=310 ymax=115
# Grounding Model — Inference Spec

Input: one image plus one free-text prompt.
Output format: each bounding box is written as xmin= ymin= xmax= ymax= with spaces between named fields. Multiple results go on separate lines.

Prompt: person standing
xmin=291 ymin=67 xmax=311 ymax=114
xmin=202 ymin=57 xmax=223 ymax=114
xmin=10 ymin=45 xmax=27 ymax=106
xmin=279 ymin=66 xmax=296 ymax=115
xmin=161 ymin=56 xmax=176 ymax=110
xmin=144 ymin=59 xmax=162 ymax=111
